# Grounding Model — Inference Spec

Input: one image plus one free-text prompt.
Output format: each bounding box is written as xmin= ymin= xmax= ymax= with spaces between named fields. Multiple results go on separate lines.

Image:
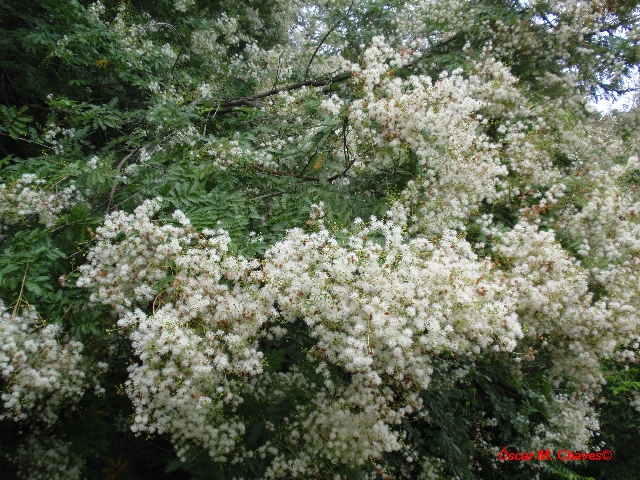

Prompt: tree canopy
xmin=1 ymin=0 xmax=640 ymax=479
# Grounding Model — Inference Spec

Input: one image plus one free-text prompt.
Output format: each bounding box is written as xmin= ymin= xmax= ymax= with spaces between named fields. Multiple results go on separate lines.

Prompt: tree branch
xmin=213 ymin=33 xmax=460 ymax=113
xmin=254 ymin=166 xmax=319 ymax=182
xmin=0 ymin=132 xmax=54 ymax=150
xmin=327 ymin=161 xmax=356 ymax=183
xmin=220 ymin=71 xmax=352 ymax=110
xmin=250 ymin=191 xmax=286 ymax=201
xmin=156 ymin=22 xmax=186 ymax=88
xmin=597 ymin=81 xmax=639 ymax=95
xmin=11 ymin=262 xmax=28 ymax=320
xmin=107 ymin=148 xmax=142 ymax=212
xmin=304 ymin=11 xmax=347 ymax=82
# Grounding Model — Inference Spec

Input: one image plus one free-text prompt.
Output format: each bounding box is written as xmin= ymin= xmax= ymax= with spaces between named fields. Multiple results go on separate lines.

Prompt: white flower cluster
xmin=631 ymin=391 xmax=640 ymax=414
xmin=78 ymin=200 xmax=529 ymax=471
xmin=528 ymin=394 xmax=600 ymax=453
xmin=0 ymin=303 xmax=92 ymax=426
xmin=204 ymin=137 xmax=256 ymax=170
xmin=85 ymin=5 xmax=177 ymax=72
xmin=189 ymin=7 xmax=301 ymax=92
xmin=465 ymin=52 xmax=561 ymax=191
xmin=559 ymin=157 xmax=640 ymax=263
xmin=517 ymin=1 xmax=623 ymax=73
xmin=75 ymin=187 xmax=640 ymax=474
xmin=121 ymin=306 xmax=250 ymax=462
xmin=0 ymin=174 xmax=79 ymax=227
xmin=262 ymin=218 xmax=522 ymax=390
xmin=173 ymin=0 xmax=195 ymax=13
xmin=556 ymin=155 xmax=640 ymax=358
xmin=78 ymin=200 xmax=269 ymax=461
xmin=265 ymin=379 xmax=409 ymax=478
xmin=492 ymin=222 xmax=616 ymax=392
xmin=346 ymin=39 xmax=517 ymax=235
xmin=86 ymin=0 xmax=105 ymax=19
xmin=9 ymin=433 xmax=85 ymax=480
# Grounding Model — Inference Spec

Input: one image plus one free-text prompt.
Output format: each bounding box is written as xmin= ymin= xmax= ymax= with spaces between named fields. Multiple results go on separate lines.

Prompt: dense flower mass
xmin=1 ymin=0 xmax=640 ymax=478
xmin=262 ymin=213 xmax=522 ymax=389
xmin=347 ymin=44 xmax=514 ymax=235
xmin=10 ymin=433 xmax=86 ymax=480
xmin=78 ymin=200 xmax=268 ymax=460
xmin=0 ymin=174 xmax=79 ymax=227
xmin=71 ymin=198 xmax=635 ymax=475
xmin=75 ymin=200 xmax=523 ymax=466
xmin=493 ymin=223 xmax=611 ymax=384
xmin=0 ymin=303 xmax=98 ymax=426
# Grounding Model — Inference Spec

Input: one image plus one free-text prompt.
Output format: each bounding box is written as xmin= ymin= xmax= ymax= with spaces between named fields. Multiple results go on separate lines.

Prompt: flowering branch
xmin=214 ymin=34 xmax=460 ymax=113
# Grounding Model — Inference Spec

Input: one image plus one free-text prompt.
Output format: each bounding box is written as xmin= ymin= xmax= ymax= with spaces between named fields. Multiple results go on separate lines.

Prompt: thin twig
xmin=250 ymin=191 xmax=286 ymax=201
xmin=304 ymin=0 xmax=355 ymax=82
xmin=254 ymin=166 xmax=319 ymax=182
xmin=48 ymin=218 xmax=99 ymax=234
xmin=0 ymin=133 xmax=55 ymax=150
xmin=186 ymin=71 xmax=351 ymax=111
xmin=151 ymin=443 xmax=175 ymax=453
xmin=107 ymin=148 xmax=141 ymax=212
xmin=298 ymin=147 xmax=320 ymax=177
xmin=334 ymin=119 xmax=351 ymax=185
xmin=202 ymin=101 xmax=220 ymax=136
xmin=222 ymin=71 xmax=352 ymax=108
xmin=155 ymin=22 xmax=186 ymax=89
xmin=152 ymin=289 xmax=167 ymax=314
xmin=274 ymin=52 xmax=283 ymax=90
xmin=11 ymin=262 xmax=28 ymax=320
xmin=304 ymin=22 xmax=341 ymax=81
xmin=327 ymin=122 xmax=355 ymax=183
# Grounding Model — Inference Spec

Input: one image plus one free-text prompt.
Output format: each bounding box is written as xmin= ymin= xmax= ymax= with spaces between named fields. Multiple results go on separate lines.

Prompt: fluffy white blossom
xmin=78 ymin=200 xmax=268 ymax=460
xmin=262 ymin=220 xmax=522 ymax=390
xmin=492 ymin=222 xmax=618 ymax=392
xmin=0 ymin=174 xmax=79 ymax=226
xmin=9 ymin=433 xmax=86 ymax=480
xmin=78 ymin=202 xmax=528 ymax=470
xmin=0 ymin=303 xmax=93 ymax=426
